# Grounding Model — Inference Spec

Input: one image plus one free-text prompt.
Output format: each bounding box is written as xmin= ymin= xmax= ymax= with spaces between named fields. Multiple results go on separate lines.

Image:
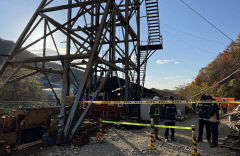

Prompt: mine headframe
xmin=0 ymin=0 xmax=162 ymax=143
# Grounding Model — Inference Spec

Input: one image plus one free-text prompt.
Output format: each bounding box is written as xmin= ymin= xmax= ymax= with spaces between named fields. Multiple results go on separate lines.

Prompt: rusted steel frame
xmin=129 ymin=0 xmax=144 ymax=19
xmin=56 ymin=59 xmax=69 ymax=144
xmin=63 ymin=1 xmax=111 ymax=142
xmin=114 ymin=2 xmax=137 ymax=39
xmin=18 ymin=7 xmax=93 ymax=54
xmin=140 ymin=50 xmax=156 ymax=67
xmin=73 ymin=40 xmax=89 ymax=55
xmin=70 ymin=62 xmax=87 ymax=66
xmin=46 ymin=23 xmax=62 ymax=59
xmin=96 ymin=8 xmax=116 ymax=55
xmin=66 ymin=0 xmax=72 ymax=96
xmin=128 ymin=0 xmax=137 ymax=18
xmin=19 ymin=65 xmax=62 ymax=75
xmin=21 ymin=17 xmax=43 ymax=47
xmin=101 ymin=47 xmax=110 ymax=59
xmin=129 ymin=40 xmax=138 ymax=58
xmin=70 ymin=69 xmax=79 ymax=89
xmin=71 ymin=65 xmax=86 ymax=71
xmin=72 ymin=27 xmax=91 ymax=54
xmin=43 ymin=19 xmax=47 ymax=69
xmin=47 ymin=22 xmax=79 ymax=89
xmin=125 ymin=0 xmax=129 ymax=100
xmin=0 ymin=63 xmax=23 ymax=89
xmin=97 ymin=57 xmax=126 ymax=73
xmin=7 ymin=71 xmax=39 ymax=84
xmin=69 ymin=70 xmax=112 ymax=142
xmin=41 ymin=0 xmax=105 ymax=13
xmin=38 ymin=13 xmax=90 ymax=52
xmin=115 ymin=71 xmax=123 ymax=96
xmin=136 ymin=0 xmax=141 ymax=98
xmin=129 ymin=69 xmax=134 ymax=81
xmin=99 ymin=27 xmax=126 ymax=57
xmin=71 ymin=7 xmax=84 ymax=27
xmin=0 ymin=0 xmax=47 ymax=76
xmin=44 ymin=0 xmax=54 ymax=7
xmin=102 ymin=39 xmax=136 ymax=44
xmin=43 ymin=72 xmax=60 ymax=105
xmin=8 ymin=54 xmax=89 ymax=64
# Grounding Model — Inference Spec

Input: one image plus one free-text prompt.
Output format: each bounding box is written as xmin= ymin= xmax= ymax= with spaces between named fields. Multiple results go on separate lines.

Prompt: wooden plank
xmin=16 ymin=139 xmax=42 ymax=150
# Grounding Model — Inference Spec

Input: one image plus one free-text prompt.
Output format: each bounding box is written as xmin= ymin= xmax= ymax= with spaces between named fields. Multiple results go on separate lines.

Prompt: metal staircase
xmin=140 ymin=0 xmax=163 ymax=51
xmin=136 ymin=0 xmax=163 ymax=90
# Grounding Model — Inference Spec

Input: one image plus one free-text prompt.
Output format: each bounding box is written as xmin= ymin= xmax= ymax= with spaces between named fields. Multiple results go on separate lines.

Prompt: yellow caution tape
xmin=82 ymin=100 xmax=240 ymax=105
xmin=102 ymin=120 xmax=192 ymax=130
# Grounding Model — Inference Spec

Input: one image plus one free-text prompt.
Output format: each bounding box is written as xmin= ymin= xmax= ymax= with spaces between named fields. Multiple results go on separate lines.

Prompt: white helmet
xmin=153 ymin=96 xmax=160 ymax=101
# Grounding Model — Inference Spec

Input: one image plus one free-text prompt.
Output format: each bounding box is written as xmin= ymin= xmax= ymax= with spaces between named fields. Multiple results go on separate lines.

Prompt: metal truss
xmin=0 ymin=0 xmax=162 ymax=143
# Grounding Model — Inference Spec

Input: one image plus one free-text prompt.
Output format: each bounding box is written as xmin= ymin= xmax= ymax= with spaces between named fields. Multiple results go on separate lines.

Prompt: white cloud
xmin=156 ymin=59 xmax=172 ymax=64
xmin=156 ymin=59 xmax=180 ymax=65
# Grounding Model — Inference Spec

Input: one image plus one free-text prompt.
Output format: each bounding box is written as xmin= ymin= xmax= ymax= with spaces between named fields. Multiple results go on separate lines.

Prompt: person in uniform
xmin=196 ymin=94 xmax=211 ymax=143
xmin=208 ymin=96 xmax=219 ymax=148
xmin=149 ymin=96 xmax=161 ymax=140
xmin=162 ymin=96 xmax=177 ymax=142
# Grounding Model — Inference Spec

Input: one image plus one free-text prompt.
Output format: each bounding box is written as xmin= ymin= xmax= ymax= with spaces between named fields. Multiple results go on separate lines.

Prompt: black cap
xmin=169 ymin=96 xmax=174 ymax=100
xmin=206 ymin=95 xmax=213 ymax=101
xmin=200 ymin=94 xmax=207 ymax=100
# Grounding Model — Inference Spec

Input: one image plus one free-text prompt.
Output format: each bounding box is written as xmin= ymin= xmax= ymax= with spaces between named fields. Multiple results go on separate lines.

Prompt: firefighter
xmin=149 ymin=96 xmax=161 ymax=140
xmin=208 ymin=96 xmax=219 ymax=148
xmin=162 ymin=96 xmax=177 ymax=142
xmin=196 ymin=94 xmax=211 ymax=143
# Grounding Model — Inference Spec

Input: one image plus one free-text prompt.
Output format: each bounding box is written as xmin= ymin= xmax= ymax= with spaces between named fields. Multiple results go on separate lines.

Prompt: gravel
xmin=37 ymin=115 xmax=239 ymax=156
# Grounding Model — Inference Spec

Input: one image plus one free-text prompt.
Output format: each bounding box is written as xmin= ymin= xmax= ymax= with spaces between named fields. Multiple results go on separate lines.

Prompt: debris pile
xmin=227 ymin=104 xmax=240 ymax=133
xmin=221 ymin=105 xmax=240 ymax=152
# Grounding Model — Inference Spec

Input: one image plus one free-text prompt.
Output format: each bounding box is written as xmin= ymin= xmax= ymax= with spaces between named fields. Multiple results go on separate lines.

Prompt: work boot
xmin=196 ymin=138 xmax=202 ymax=142
xmin=210 ymin=143 xmax=218 ymax=148
xmin=155 ymin=136 xmax=161 ymax=140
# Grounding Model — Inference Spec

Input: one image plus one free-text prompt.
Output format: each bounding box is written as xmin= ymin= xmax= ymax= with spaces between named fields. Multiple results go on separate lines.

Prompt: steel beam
xmin=0 ymin=0 xmax=47 ymax=76
xmin=7 ymin=54 xmax=89 ymax=64
xmin=68 ymin=70 xmax=112 ymax=142
xmin=8 ymin=71 xmax=39 ymax=84
xmin=62 ymin=0 xmax=111 ymax=142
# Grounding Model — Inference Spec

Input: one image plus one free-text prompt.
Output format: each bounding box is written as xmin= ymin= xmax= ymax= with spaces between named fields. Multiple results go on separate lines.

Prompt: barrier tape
xmin=81 ymin=100 xmax=240 ymax=105
xmin=102 ymin=120 xmax=192 ymax=130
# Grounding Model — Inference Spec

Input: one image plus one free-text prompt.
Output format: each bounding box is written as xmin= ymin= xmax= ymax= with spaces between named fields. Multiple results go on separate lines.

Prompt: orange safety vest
xmin=210 ymin=113 xmax=217 ymax=122
xmin=222 ymin=103 xmax=228 ymax=108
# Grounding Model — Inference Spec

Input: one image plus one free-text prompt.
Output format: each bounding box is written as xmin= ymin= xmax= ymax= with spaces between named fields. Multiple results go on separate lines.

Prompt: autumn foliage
xmin=176 ymin=34 xmax=240 ymax=99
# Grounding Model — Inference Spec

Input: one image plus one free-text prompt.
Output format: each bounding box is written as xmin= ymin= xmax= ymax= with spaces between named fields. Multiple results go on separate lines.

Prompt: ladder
xmin=135 ymin=0 xmax=163 ymax=90
xmin=145 ymin=0 xmax=162 ymax=46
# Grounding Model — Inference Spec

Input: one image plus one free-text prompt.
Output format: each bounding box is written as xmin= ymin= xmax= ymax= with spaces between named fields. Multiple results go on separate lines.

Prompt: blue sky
xmin=0 ymin=0 xmax=240 ymax=90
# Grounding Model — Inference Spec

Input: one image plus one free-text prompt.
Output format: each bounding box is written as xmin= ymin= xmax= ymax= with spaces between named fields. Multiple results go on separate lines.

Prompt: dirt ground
xmin=18 ymin=114 xmax=240 ymax=156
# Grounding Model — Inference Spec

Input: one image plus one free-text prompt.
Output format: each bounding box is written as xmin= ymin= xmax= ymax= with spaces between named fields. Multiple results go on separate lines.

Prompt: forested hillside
xmin=0 ymin=38 xmax=83 ymax=101
xmin=175 ymin=34 xmax=240 ymax=100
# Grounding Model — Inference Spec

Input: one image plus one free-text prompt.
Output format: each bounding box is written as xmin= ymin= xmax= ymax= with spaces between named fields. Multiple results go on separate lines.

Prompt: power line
xmin=188 ymin=67 xmax=240 ymax=100
xmin=179 ymin=0 xmax=235 ymax=43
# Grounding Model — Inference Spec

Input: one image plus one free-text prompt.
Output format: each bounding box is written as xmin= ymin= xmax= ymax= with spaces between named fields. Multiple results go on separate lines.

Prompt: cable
xmin=188 ymin=67 xmax=240 ymax=100
xmin=179 ymin=0 xmax=235 ymax=43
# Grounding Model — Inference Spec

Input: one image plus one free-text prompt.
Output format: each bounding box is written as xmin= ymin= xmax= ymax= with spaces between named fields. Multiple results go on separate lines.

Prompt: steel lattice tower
xmin=0 ymin=0 xmax=162 ymax=143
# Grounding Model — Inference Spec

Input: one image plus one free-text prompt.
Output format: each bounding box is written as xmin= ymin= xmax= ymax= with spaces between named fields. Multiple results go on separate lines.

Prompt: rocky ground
xmin=23 ymin=115 xmax=240 ymax=156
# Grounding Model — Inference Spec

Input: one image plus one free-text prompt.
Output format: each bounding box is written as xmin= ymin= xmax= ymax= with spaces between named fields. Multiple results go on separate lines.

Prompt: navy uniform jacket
xmin=162 ymin=104 xmax=177 ymax=121
xmin=197 ymin=103 xmax=210 ymax=119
